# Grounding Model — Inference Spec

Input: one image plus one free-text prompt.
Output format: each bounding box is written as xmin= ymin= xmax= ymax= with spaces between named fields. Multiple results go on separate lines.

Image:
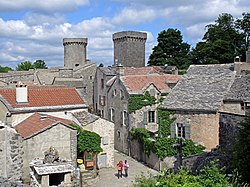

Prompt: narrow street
xmin=90 ymin=150 xmax=158 ymax=187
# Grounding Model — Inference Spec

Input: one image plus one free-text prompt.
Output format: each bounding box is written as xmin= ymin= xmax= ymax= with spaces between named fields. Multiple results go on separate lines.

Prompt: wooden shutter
xmin=108 ymin=108 xmax=111 ymax=121
xmin=170 ymin=123 xmax=176 ymax=138
xmin=143 ymin=111 xmax=148 ymax=125
xmin=185 ymin=123 xmax=190 ymax=140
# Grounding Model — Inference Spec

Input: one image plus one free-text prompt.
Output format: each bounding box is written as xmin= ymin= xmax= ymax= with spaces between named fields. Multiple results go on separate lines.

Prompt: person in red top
xmin=117 ymin=160 xmax=123 ymax=179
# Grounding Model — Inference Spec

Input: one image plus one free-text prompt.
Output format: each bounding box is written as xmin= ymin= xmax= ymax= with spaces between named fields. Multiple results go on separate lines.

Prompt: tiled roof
xmin=224 ymin=74 xmax=250 ymax=101
xmin=124 ymin=66 xmax=164 ymax=76
xmin=162 ymin=64 xmax=236 ymax=112
xmin=15 ymin=113 xmax=74 ymax=139
xmin=0 ymin=86 xmax=85 ymax=109
xmin=122 ymin=74 xmax=181 ymax=93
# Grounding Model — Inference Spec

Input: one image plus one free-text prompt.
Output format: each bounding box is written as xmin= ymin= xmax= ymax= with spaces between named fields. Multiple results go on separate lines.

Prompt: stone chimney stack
xmin=115 ymin=61 xmax=124 ymax=77
xmin=16 ymin=83 xmax=28 ymax=103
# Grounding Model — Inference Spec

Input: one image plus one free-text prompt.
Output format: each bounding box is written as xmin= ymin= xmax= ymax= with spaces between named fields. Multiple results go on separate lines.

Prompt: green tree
xmin=236 ymin=12 xmax=250 ymax=54
xmin=233 ymin=117 xmax=250 ymax=184
xmin=16 ymin=61 xmax=33 ymax=71
xmin=148 ymin=28 xmax=191 ymax=69
xmin=0 ymin=65 xmax=13 ymax=73
xmin=33 ymin=59 xmax=48 ymax=69
xmin=192 ymin=13 xmax=245 ymax=64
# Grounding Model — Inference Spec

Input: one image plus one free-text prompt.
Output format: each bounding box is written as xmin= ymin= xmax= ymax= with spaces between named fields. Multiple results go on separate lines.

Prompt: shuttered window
xmin=148 ymin=111 xmax=155 ymax=123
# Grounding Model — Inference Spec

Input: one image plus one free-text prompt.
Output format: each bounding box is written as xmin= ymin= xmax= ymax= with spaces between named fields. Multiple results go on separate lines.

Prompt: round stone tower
xmin=63 ymin=38 xmax=88 ymax=68
xmin=113 ymin=31 xmax=147 ymax=67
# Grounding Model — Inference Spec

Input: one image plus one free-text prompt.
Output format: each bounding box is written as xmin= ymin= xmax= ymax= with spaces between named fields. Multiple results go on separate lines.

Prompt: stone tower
xmin=63 ymin=38 xmax=88 ymax=68
xmin=113 ymin=31 xmax=147 ymax=67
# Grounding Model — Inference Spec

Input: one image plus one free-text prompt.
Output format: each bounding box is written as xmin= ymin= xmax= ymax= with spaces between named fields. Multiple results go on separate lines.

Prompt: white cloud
xmin=0 ymin=0 xmax=89 ymax=13
xmin=112 ymin=7 xmax=156 ymax=25
xmin=1 ymin=0 xmax=250 ymax=68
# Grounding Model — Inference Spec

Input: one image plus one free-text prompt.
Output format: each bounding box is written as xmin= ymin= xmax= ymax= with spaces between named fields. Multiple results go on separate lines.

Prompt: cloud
xmin=1 ymin=0 xmax=250 ymax=68
xmin=112 ymin=7 xmax=156 ymax=25
xmin=0 ymin=0 xmax=90 ymax=13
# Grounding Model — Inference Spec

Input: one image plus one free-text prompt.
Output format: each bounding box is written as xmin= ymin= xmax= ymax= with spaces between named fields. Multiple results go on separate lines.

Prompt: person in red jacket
xmin=117 ymin=160 xmax=123 ymax=179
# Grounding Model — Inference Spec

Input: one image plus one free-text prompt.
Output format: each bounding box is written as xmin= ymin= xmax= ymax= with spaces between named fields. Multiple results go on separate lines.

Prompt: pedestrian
xmin=123 ymin=160 xmax=129 ymax=177
xmin=117 ymin=160 xmax=123 ymax=179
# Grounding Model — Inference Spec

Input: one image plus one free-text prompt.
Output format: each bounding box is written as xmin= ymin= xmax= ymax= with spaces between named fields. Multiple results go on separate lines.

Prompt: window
xmin=83 ymin=87 xmax=87 ymax=93
xmin=148 ymin=111 xmax=155 ymax=123
xmin=117 ymin=130 xmax=121 ymax=139
xmin=100 ymin=110 xmax=104 ymax=117
xmin=122 ymin=111 xmax=128 ymax=126
xmin=101 ymin=78 xmax=104 ymax=89
xmin=176 ymin=123 xmax=185 ymax=138
xmin=99 ymin=95 xmax=105 ymax=106
xmin=112 ymin=89 xmax=117 ymax=97
xmin=89 ymin=76 xmax=93 ymax=80
xmin=120 ymin=90 xmax=124 ymax=99
xmin=241 ymin=102 xmax=245 ymax=110
xmin=102 ymin=136 xmax=109 ymax=145
xmin=110 ymin=108 xmax=115 ymax=122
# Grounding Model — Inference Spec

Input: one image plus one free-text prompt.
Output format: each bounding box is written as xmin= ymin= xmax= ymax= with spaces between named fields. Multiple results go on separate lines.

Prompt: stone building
xmin=94 ymin=65 xmax=181 ymax=154
xmin=219 ymin=73 xmax=250 ymax=151
xmin=15 ymin=113 xmax=77 ymax=185
xmin=0 ymin=84 xmax=115 ymax=185
xmin=0 ymin=37 xmax=96 ymax=106
xmin=73 ymin=111 xmax=115 ymax=168
xmin=113 ymin=31 xmax=147 ymax=67
xmin=0 ymin=123 xmax=23 ymax=182
xmin=162 ymin=64 xmax=236 ymax=150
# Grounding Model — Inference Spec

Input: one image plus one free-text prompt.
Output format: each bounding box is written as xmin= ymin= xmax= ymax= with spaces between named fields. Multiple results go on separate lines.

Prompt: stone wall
xmin=82 ymin=118 xmax=115 ymax=168
xmin=22 ymin=124 xmax=76 ymax=183
xmin=219 ymin=112 xmax=247 ymax=152
xmin=72 ymin=64 xmax=96 ymax=106
xmin=221 ymin=102 xmax=245 ymax=115
xmin=174 ymin=111 xmax=220 ymax=151
xmin=0 ymin=124 xmax=23 ymax=181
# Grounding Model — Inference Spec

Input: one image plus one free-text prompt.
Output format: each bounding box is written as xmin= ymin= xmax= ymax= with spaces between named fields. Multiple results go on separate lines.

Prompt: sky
xmin=0 ymin=0 xmax=250 ymax=69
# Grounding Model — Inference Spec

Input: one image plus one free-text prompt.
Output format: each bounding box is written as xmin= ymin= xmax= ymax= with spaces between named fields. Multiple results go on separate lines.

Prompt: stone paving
xmin=90 ymin=150 xmax=158 ymax=187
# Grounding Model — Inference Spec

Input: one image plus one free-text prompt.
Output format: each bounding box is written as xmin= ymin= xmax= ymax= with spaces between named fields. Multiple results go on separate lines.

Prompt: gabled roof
xmin=224 ymin=74 xmax=250 ymax=102
xmin=122 ymin=74 xmax=181 ymax=94
xmin=15 ymin=113 xmax=75 ymax=139
xmin=124 ymin=66 xmax=164 ymax=76
xmin=99 ymin=67 xmax=117 ymax=76
xmin=162 ymin=64 xmax=236 ymax=112
xmin=0 ymin=86 xmax=86 ymax=112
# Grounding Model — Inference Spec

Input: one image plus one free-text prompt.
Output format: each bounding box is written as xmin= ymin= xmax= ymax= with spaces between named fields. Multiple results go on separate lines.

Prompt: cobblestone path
xmin=90 ymin=150 xmax=158 ymax=187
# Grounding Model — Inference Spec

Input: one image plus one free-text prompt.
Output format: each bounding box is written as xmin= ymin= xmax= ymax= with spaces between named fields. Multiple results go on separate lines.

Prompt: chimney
xmin=115 ymin=61 xmax=124 ymax=77
xmin=16 ymin=83 xmax=28 ymax=103
xmin=246 ymin=48 xmax=250 ymax=63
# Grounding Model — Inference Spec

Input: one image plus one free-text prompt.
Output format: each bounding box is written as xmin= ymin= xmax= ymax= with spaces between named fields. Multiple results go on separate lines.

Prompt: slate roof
xmin=99 ymin=67 xmax=117 ymax=76
xmin=122 ymin=74 xmax=181 ymax=93
xmin=0 ymin=86 xmax=85 ymax=110
xmin=73 ymin=111 xmax=99 ymax=125
xmin=161 ymin=64 xmax=236 ymax=112
xmin=15 ymin=112 xmax=74 ymax=139
xmin=224 ymin=74 xmax=250 ymax=102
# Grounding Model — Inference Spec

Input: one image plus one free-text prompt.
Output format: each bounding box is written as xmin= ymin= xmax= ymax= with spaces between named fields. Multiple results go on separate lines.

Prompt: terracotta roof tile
xmin=15 ymin=113 xmax=74 ymax=139
xmin=124 ymin=66 xmax=164 ymax=76
xmin=123 ymin=74 xmax=182 ymax=92
xmin=0 ymin=86 xmax=85 ymax=109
